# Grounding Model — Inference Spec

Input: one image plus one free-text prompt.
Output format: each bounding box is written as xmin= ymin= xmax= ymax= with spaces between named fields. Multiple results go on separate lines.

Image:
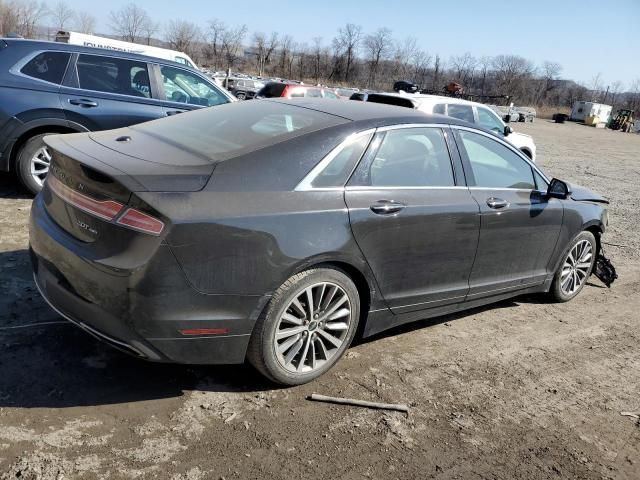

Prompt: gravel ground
xmin=0 ymin=121 xmax=639 ymax=480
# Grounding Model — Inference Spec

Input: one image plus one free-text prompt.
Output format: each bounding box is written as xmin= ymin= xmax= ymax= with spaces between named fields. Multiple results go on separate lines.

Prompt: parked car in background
xmin=30 ymin=99 xmax=608 ymax=385
xmin=0 ymin=38 xmax=234 ymax=193
xmin=393 ymin=80 xmax=419 ymax=93
xmin=334 ymin=87 xmax=360 ymax=99
xmin=231 ymin=79 xmax=265 ymax=100
xmin=255 ymin=82 xmax=340 ymax=99
xmin=364 ymin=93 xmax=537 ymax=161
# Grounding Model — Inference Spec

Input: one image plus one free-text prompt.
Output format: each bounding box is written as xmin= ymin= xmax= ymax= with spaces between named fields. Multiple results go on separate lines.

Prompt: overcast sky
xmin=61 ymin=0 xmax=640 ymax=88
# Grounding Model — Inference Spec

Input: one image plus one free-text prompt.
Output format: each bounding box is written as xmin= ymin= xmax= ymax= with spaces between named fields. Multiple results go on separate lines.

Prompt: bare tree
xmin=220 ymin=24 xmax=247 ymax=70
xmin=492 ymin=54 xmax=535 ymax=97
xmin=2 ymin=0 xmax=48 ymax=38
xmin=477 ymin=56 xmax=492 ymax=95
xmin=109 ymin=3 xmax=150 ymax=42
xmin=334 ymin=23 xmax=362 ymax=82
xmin=589 ymin=72 xmax=604 ymax=102
xmin=75 ymin=11 xmax=96 ymax=34
xmin=50 ymin=1 xmax=75 ymax=31
xmin=363 ymin=27 xmax=392 ymax=88
xmin=278 ymin=34 xmax=293 ymax=78
xmin=393 ymin=36 xmax=418 ymax=81
xmin=253 ymin=31 xmax=278 ymax=77
xmin=141 ymin=18 xmax=159 ymax=46
xmin=165 ymin=20 xmax=200 ymax=58
xmin=450 ymin=52 xmax=477 ymax=85
xmin=411 ymin=49 xmax=432 ymax=89
xmin=0 ymin=0 xmax=21 ymax=36
xmin=311 ymin=36 xmax=323 ymax=83
xmin=432 ymin=54 xmax=443 ymax=90
xmin=205 ymin=19 xmax=227 ymax=68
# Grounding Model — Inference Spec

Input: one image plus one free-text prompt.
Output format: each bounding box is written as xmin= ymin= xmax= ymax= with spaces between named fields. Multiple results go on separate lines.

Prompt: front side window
xmin=160 ymin=66 xmax=228 ymax=107
xmin=447 ymin=104 xmax=474 ymax=123
xmin=352 ymin=128 xmax=455 ymax=187
xmin=323 ymin=90 xmax=338 ymax=99
xmin=21 ymin=51 xmax=71 ymax=85
xmin=459 ymin=130 xmax=534 ymax=189
xmin=477 ymin=107 xmax=505 ymax=134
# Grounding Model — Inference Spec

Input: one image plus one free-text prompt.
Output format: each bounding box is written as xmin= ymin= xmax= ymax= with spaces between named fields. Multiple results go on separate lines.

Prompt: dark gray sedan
xmin=29 ymin=99 xmax=609 ymax=385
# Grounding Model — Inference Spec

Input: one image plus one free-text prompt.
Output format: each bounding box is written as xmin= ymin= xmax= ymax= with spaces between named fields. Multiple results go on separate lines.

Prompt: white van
xmin=55 ymin=31 xmax=198 ymax=70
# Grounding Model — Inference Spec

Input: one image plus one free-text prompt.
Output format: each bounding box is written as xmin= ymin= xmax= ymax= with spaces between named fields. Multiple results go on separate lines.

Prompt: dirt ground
xmin=0 ymin=121 xmax=639 ymax=480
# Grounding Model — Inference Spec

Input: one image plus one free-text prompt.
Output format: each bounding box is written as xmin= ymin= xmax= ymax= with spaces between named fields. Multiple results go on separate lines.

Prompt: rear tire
xmin=16 ymin=133 xmax=54 ymax=195
xmin=549 ymin=231 xmax=596 ymax=302
xmin=247 ymin=267 xmax=360 ymax=385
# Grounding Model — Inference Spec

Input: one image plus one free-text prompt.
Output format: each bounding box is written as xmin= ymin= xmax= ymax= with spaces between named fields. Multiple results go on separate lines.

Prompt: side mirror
xmin=504 ymin=125 xmax=513 ymax=136
xmin=547 ymin=178 xmax=572 ymax=199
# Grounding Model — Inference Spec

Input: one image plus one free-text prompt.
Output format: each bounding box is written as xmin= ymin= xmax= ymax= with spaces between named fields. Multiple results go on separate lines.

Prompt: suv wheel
xmin=247 ymin=267 xmax=360 ymax=385
xmin=17 ymin=133 xmax=54 ymax=195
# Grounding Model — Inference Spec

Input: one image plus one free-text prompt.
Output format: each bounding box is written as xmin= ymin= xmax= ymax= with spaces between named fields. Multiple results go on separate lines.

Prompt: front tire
xmin=550 ymin=231 xmax=596 ymax=302
xmin=16 ymin=133 xmax=54 ymax=195
xmin=247 ymin=267 xmax=360 ymax=385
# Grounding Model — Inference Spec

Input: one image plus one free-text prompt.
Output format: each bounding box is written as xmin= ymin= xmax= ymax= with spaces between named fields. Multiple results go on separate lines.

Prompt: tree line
xmin=2 ymin=0 xmax=639 ymax=111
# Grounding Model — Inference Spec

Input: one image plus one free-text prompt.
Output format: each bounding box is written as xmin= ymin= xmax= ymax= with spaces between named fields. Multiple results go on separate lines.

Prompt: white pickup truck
xmin=365 ymin=93 xmax=537 ymax=162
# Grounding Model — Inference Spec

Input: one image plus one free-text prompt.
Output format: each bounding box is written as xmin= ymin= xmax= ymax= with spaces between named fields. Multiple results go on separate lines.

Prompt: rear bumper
xmin=29 ymin=194 xmax=269 ymax=364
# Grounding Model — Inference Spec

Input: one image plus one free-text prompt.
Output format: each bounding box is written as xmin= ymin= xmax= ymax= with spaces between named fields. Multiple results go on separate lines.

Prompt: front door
xmin=345 ymin=126 xmax=480 ymax=313
xmin=453 ymin=128 xmax=563 ymax=298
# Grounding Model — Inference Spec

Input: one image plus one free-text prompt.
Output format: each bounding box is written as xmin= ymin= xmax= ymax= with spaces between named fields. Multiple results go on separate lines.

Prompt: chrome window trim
xmin=345 ymin=185 xmax=469 ymax=191
xmin=9 ymin=49 xmax=72 ymax=87
xmin=452 ymin=125 xmax=550 ymax=186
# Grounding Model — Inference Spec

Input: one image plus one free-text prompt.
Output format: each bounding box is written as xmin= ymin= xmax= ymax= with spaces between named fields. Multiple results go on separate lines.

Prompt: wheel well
xmin=9 ymin=125 xmax=76 ymax=171
xmin=585 ymin=225 xmax=603 ymax=256
xmin=313 ymin=261 xmax=371 ymax=313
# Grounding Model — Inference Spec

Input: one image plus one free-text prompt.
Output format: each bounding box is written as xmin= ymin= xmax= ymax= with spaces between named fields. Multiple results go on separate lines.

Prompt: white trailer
xmin=570 ymin=101 xmax=612 ymax=122
xmin=55 ymin=31 xmax=198 ymax=70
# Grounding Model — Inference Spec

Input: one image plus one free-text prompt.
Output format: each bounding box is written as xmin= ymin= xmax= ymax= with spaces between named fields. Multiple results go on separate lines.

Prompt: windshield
xmin=130 ymin=100 xmax=347 ymax=162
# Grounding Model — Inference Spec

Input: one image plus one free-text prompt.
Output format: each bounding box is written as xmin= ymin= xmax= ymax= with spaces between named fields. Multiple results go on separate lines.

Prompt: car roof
xmin=370 ymin=92 xmax=493 ymax=109
xmin=2 ymin=38 xmax=193 ymax=70
xmin=263 ymin=98 xmax=469 ymax=127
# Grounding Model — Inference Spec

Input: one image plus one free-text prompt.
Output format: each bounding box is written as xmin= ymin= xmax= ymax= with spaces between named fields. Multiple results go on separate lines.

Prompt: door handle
xmin=165 ymin=110 xmax=184 ymax=116
xmin=486 ymin=197 xmax=509 ymax=209
xmin=370 ymin=200 xmax=406 ymax=215
xmin=68 ymin=98 xmax=98 ymax=107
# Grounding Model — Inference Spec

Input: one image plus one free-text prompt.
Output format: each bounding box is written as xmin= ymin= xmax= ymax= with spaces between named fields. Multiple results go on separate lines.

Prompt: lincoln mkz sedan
xmin=29 ymin=99 xmax=609 ymax=385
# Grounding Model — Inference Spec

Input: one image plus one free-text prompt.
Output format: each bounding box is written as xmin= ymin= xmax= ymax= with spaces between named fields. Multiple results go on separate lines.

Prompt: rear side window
xmin=448 ymin=104 xmax=474 ymax=123
xmin=77 ymin=54 xmax=150 ymax=98
xmin=131 ymin=100 xmax=347 ymax=162
xmin=323 ymin=90 xmax=338 ymax=99
xmin=351 ymin=128 xmax=455 ymax=187
xmin=20 ymin=52 xmax=71 ymax=85
xmin=310 ymin=134 xmax=372 ymax=188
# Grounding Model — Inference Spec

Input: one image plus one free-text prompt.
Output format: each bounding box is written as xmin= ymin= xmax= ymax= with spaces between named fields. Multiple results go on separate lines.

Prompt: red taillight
xmin=116 ymin=208 xmax=164 ymax=236
xmin=47 ymin=174 xmax=123 ymax=220
xmin=47 ymin=174 xmax=164 ymax=236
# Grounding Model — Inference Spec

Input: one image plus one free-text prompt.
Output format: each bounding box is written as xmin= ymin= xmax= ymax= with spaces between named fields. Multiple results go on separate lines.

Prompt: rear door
xmin=345 ymin=126 xmax=480 ymax=313
xmin=60 ymin=53 xmax=167 ymax=131
xmin=452 ymin=127 xmax=563 ymax=298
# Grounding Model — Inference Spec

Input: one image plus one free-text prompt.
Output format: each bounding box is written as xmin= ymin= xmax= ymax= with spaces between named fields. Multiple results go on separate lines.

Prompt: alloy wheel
xmin=30 ymin=146 xmax=51 ymax=187
xmin=560 ymin=239 xmax=593 ymax=296
xmin=274 ymin=282 xmax=352 ymax=374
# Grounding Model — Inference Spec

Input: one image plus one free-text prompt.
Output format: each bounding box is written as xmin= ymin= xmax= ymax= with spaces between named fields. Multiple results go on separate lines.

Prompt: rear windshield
xmin=130 ymin=100 xmax=347 ymax=162
xmin=366 ymin=94 xmax=415 ymax=109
